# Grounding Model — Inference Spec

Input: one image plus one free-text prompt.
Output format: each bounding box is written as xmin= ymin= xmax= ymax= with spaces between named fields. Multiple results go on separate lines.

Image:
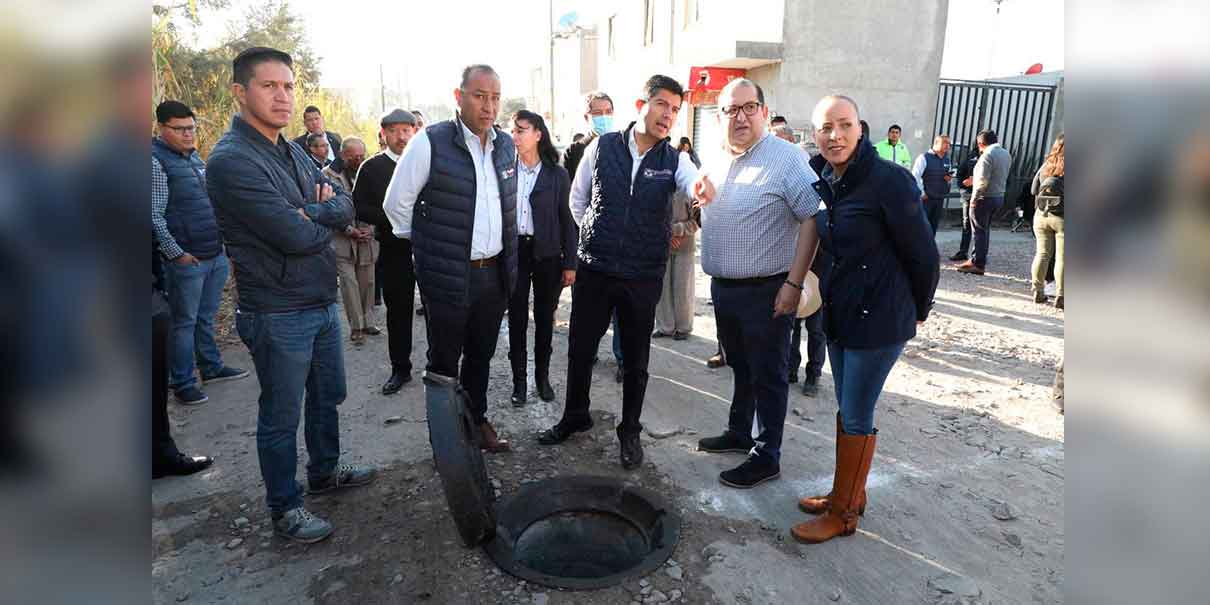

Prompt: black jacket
xmin=207 ymin=115 xmax=353 ymax=313
xmin=293 ymin=130 xmax=343 ymax=173
xmin=561 ymin=134 xmax=594 ymax=180
xmin=810 ymin=137 xmax=940 ymax=348
xmin=524 ymin=161 xmax=578 ymax=270
xmin=412 ymin=119 xmax=518 ymax=307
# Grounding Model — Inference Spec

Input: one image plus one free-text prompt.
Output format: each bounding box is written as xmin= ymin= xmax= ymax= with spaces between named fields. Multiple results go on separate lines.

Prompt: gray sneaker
xmin=307 ymin=463 xmax=377 ymax=494
xmin=272 ymin=507 xmax=333 ymax=544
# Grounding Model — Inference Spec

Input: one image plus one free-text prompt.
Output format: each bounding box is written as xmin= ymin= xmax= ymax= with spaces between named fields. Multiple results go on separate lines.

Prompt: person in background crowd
xmin=293 ymin=105 xmax=343 ymax=172
xmin=356 ymin=109 xmax=419 ymax=395
xmin=912 ymin=134 xmax=953 ymax=237
xmin=322 ymin=137 xmax=379 ymax=346
xmin=208 ymin=47 xmax=375 ymax=544
xmin=956 ymin=130 xmax=1012 ymax=275
xmin=652 ymin=143 xmax=700 ymax=341
xmin=305 ymin=131 xmax=332 ymax=171
xmin=153 ymin=238 xmax=215 ymax=479
xmin=773 ymin=122 xmax=832 ymax=397
xmin=507 ymin=110 xmax=578 ymax=407
xmin=792 ymin=94 xmax=938 ymax=545
xmin=562 ymin=90 xmax=625 ymax=382
xmin=1030 ymin=134 xmax=1064 ymax=309
xmin=538 ymin=75 xmax=700 ymax=470
xmin=875 ymin=124 xmax=912 ymax=168
xmin=152 ymin=100 xmax=249 ymax=406
xmin=693 ymin=79 xmax=821 ymax=489
xmin=949 ymin=144 xmax=981 ymax=261
xmin=676 ymin=136 xmax=701 ymax=168
xmin=383 ymin=65 xmax=517 ymax=453
xmin=572 ymin=132 xmax=585 ymax=144
xmin=859 ymin=119 xmax=870 ymax=141
xmin=411 ymin=109 xmax=425 ymax=131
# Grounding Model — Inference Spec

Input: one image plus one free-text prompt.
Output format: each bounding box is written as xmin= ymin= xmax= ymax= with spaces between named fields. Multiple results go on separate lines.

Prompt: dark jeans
xmin=508 ymin=237 xmax=564 ymax=380
xmin=713 ymin=276 xmax=794 ymax=463
xmin=612 ymin=311 xmax=623 ymax=367
xmin=422 ymin=263 xmax=507 ymax=424
xmin=923 ymin=196 xmax=944 ymax=237
xmin=236 ymin=303 xmax=346 ymax=515
xmin=789 ymin=309 xmax=826 ymax=379
xmin=374 ymin=255 xmax=384 ymax=304
xmin=165 ymin=252 xmax=229 ymax=391
xmin=827 ymin=342 xmax=905 ymax=435
xmin=379 ymin=242 xmax=416 ymax=373
xmin=152 ymin=291 xmax=180 ymax=462
xmin=957 ymin=192 xmax=973 ymax=255
xmin=971 ymin=195 xmax=1004 ymax=268
xmin=562 ymin=267 xmax=662 ymax=435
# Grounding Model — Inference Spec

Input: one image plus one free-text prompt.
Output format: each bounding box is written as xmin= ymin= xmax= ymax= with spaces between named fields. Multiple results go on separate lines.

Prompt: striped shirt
xmin=700 ymin=133 xmax=821 ymax=279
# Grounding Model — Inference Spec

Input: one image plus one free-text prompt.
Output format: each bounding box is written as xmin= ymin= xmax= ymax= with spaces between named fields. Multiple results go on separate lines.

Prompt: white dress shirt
xmin=516 ymin=157 xmax=541 ymax=236
xmin=569 ymin=128 xmax=699 ymax=226
xmin=382 ymin=116 xmax=506 ymax=260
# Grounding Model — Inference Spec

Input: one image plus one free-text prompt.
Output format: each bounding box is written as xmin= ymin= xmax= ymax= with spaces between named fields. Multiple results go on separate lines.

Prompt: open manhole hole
xmin=425 ymin=375 xmax=680 ymax=590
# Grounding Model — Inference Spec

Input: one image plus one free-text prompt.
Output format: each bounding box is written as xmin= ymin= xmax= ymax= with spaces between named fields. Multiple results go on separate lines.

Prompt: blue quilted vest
xmin=578 ymin=123 xmax=679 ymax=280
xmin=412 ymin=119 xmax=518 ymax=307
xmin=921 ymin=151 xmax=952 ymax=200
xmin=152 ymin=137 xmax=223 ymax=259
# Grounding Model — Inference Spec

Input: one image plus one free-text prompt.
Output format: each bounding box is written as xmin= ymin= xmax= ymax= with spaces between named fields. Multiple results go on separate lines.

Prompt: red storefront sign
xmin=686 ymin=66 xmax=747 ymax=105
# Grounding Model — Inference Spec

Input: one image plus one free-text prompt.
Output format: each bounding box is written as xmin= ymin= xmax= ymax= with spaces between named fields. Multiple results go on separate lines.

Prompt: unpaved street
xmin=153 ymin=230 xmax=1064 ymax=605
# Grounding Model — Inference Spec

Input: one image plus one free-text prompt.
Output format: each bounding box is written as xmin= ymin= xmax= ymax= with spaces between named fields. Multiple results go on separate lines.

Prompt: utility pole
xmin=549 ymin=0 xmax=556 ymax=131
xmin=379 ymin=64 xmax=386 ymax=112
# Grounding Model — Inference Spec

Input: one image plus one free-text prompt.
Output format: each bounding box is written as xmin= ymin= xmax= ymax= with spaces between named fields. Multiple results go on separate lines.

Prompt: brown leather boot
xmin=478 ymin=421 xmax=511 ymax=453
xmin=798 ymin=413 xmax=867 ymax=516
xmin=791 ymin=431 xmax=877 ymax=544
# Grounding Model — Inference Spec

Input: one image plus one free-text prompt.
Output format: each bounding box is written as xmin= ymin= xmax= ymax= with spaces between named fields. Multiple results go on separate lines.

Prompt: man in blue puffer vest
xmin=151 ymin=100 xmax=249 ymax=406
xmin=537 ymin=75 xmax=701 ymax=470
xmin=383 ymin=64 xmax=518 ymax=453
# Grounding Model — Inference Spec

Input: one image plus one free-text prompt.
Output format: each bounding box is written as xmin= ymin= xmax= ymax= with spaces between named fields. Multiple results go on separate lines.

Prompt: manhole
xmin=425 ymin=375 xmax=681 ymax=590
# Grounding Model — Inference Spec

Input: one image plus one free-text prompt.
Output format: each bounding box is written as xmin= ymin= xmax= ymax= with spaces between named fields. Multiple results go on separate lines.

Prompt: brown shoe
xmin=797 ymin=414 xmax=866 ymax=516
xmin=955 ymin=261 xmax=985 ymax=275
xmin=706 ymin=352 xmax=725 ymax=369
xmin=791 ymin=431 xmax=877 ymax=544
xmin=478 ymin=421 xmax=511 ymax=453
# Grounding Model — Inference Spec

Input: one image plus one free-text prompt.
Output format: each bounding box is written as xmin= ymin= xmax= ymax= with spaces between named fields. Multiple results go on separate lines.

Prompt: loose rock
xmin=225 ymin=538 xmax=243 ymax=550
xmin=666 ymin=564 xmax=683 ymax=580
xmin=232 ymin=517 xmax=250 ymax=528
xmin=991 ymin=501 xmax=1017 ymax=521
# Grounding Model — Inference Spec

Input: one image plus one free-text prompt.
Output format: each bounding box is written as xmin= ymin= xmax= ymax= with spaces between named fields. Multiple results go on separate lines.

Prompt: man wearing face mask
xmin=537 ymin=76 xmax=700 ymax=470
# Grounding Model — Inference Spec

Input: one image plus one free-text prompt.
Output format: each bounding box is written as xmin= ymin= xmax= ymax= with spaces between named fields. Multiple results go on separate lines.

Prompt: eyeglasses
xmin=720 ymin=102 xmax=762 ymax=118
xmin=163 ymin=125 xmax=197 ymax=134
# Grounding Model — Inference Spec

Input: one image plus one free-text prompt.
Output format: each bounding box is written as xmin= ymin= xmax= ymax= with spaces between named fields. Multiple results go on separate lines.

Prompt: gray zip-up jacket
xmin=973 ymin=143 xmax=1012 ymax=198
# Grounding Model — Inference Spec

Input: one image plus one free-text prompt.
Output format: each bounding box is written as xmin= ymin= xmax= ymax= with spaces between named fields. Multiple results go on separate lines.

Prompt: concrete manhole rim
xmin=484 ymin=475 xmax=681 ymax=591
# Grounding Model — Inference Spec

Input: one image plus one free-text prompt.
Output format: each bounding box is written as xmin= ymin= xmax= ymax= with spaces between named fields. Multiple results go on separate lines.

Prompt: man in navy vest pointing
xmin=383 ymin=64 xmax=518 ymax=453
xmin=537 ymin=75 xmax=700 ymax=470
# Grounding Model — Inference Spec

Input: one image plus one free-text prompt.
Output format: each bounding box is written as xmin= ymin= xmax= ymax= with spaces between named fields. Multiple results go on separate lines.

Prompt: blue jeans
xmin=165 ymin=253 xmax=229 ymax=391
xmin=713 ymin=277 xmax=794 ymax=463
xmin=827 ymin=342 xmax=906 ymax=435
xmin=971 ymin=195 xmax=1004 ymax=268
xmin=236 ymin=303 xmax=346 ymax=515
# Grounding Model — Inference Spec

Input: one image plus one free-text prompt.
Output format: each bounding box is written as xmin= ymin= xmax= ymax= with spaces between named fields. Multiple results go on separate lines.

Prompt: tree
xmin=499 ymin=97 xmax=527 ymax=123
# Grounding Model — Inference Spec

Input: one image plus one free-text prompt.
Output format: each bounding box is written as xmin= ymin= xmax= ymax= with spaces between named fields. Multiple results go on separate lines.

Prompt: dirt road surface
xmin=153 ymin=230 xmax=1063 ymax=604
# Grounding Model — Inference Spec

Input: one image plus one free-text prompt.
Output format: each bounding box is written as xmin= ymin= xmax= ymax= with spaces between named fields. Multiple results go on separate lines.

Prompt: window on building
xmin=683 ymin=0 xmax=701 ymax=29
xmin=608 ymin=15 xmax=616 ymax=57
xmin=643 ymin=0 xmax=655 ymax=47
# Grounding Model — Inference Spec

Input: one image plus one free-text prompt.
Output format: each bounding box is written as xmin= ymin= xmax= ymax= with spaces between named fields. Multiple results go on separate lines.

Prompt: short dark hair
xmin=888 ymin=124 xmax=902 ymax=133
xmin=860 ymin=119 xmax=870 ymax=138
xmin=583 ymin=91 xmax=614 ymax=113
xmin=460 ymin=64 xmax=499 ymax=88
xmin=641 ymin=75 xmax=684 ymax=101
xmin=770 ymin=115 xmax=787 ymax=125
xmin=410 ymin=109 xmax=424 ymax=118
xmin=232 ymin=46 xmax=293 ymax=86
xmin=304 ymin=105 xmax=321 ymax=115
xmin=306 ymin=132 xmax=327 ymax=147
xmin=156 ymin=100 xmax=194 ymax=124
xmin=977 ymin=129 xmax=998 ymax=145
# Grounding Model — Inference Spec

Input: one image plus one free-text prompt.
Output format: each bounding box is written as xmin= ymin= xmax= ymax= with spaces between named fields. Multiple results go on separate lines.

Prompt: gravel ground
xmin=153 ymin=227 xmax=1063 ymax=605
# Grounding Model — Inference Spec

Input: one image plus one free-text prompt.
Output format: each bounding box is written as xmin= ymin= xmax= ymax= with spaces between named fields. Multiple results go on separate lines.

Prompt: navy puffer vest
xmin=412 ymin=119 xmax=518 ymax=307
xmin=921 ymin=151 xmax=952 ymax=200
xmin=579 ymin=123 xmax=679 ymax=280
xmin=152 ymin=137 xmax=223 ymax=259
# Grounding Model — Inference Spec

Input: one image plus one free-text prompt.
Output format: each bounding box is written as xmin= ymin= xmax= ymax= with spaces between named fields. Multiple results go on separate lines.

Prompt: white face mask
xmin=590 ymin=115 xmax=614 ymax=136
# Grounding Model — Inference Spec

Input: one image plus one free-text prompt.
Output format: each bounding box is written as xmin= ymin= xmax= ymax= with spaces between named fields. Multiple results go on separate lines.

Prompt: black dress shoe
xmin=618 ymin=430 xmax=643 ymax=469
xmin=416 ymin=306 xmax=426 ymax=316
xmin=615 ymin=367 xmax=624 ymax=383
xmin=948 ymin=252 xmax=969 ymax=262
xmin=718 ymin=454 xmax=780 ymax=489
xmin=381 ymin=370 xmax=410 ymax=395
xmin=153 ymin=453 xmax=214 ymax=479
xmin=536 ymin=420 xmax=593 ymax=445
xmin=706 ymin=353 xmax=725 ymax=369
xmin=672 ymin=331 xmax=689 ymax=341
xmin=801 ymin=373 xmax=819 ymax=397
xmin=536 ymin=373 xmax=556 ymax=402
xmin=510 ymin=382 xmax=527 ymax=407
